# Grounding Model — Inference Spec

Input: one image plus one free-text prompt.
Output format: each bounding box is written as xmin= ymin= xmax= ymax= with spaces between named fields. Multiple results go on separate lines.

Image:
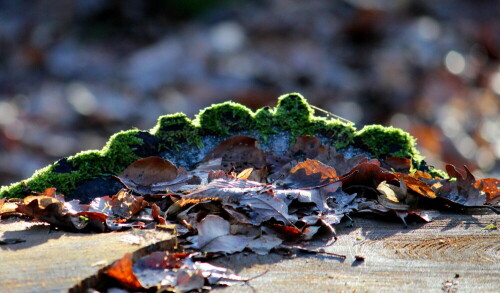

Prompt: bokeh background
xmin=1 ymin=0 xmax=499 ymax=187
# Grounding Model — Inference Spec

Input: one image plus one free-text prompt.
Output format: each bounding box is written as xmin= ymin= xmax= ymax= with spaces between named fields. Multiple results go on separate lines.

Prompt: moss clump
xmin=256 ymin=93 xmax=356 ymax=148
xmin=254 ymin=106 xmax=277 ymax=140
xmin=0 ymin=93 xmax=433 ymax=199
xmin=100 ymin=129 xmax=144 ymax=173
xmin=356 ymin=125 xmax=421 ymax=159
xmin=151 ymin=113 xmax=202 ymax=150
xmin=196 ymin=101 xmax=255 ymax=136
xmin=0 ymin=130 xmax=144 ymax=198
xmin=309 ymin=117 xmax=356 ymax=149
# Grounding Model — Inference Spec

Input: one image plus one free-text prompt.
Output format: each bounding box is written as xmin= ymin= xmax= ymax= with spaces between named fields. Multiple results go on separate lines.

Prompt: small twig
xmin=467 ymin=205 xmax=500 ymax=214
xmin=246 ymin=269 xmax=270 ymax=282
xmin=280 ymin=244 xmax=347 ymax=260
xmin=310 ymin=105 xmax=353 ymax=124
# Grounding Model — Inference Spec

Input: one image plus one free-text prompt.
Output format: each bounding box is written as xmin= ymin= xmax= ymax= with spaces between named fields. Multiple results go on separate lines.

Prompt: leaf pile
xmin=103 ymin=251 xmax=246 ymax=292
xmin=2 ymin=135 xmax=499 ymax=292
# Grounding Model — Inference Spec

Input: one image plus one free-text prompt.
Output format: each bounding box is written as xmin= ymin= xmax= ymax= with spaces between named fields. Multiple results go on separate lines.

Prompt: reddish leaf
xmin=394 ymin=173 xmax=436 ymax=199
xmin=341 ymin=160 xmax=396 ymax=188
xmin=151 ymin=203 xmax=166 ymax=224
xmin=414 ymin=171 xmax=434 ymax=179
xmin=381 ymin=157 xmax=412 ymax=173
xmin=268 ymin=223 xmax=302 ymax=239
xmin=435 ymin=165 xmax=486 ymax=206
xmin=109 ymin=189 xmax=147 ymax=219
xmin=106 ymin=253 xmax=143 ymax=290
xmin=282 ymin=159 xmax=338 ymax=189
xmin=476 ymin=178 xmax=500 ymax=203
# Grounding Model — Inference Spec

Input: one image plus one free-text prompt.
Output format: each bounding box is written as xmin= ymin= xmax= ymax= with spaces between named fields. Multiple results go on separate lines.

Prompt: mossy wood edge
xmin=0 ymin=93 xmax=442 ymax=199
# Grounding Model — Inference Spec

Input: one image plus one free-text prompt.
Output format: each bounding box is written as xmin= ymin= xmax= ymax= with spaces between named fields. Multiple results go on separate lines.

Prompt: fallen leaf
xmin=182 ymin=178 xmax=295 ymax=225
xmin=290 ymin=135 xmax=327 ymax=160
xmin=247 ymin=233 xmax=283 ymax=255
xmin=476 ymin=178 xmax=500 ymax=203
xmin=481 ymin=223 xmax=497 ymax=230
xmin=197 ymin=215 xmax=250 ymax=253
xmin=381 ymin=157 xmax=412 ymax=173
xmin=395 ymin=173 xmax=436 ymax=199
xmin=106 ymin=253 xmax=143 ymax=290
xmin=377 ymin=180 xmax=411 ymax=211
xmin=341 ymin=160 xmax=396 ymax=189
xmin=317 ymin=147 xmax=368 ymax=175
xmin=435 ymin=165 xmax=486 ymax=206
xmin=116 ymin=157 xmax=191 ymax=194
xmin=281 ymin=159 xmax=338 ymax=189
xmin=202 ymin=135 xmax=266 ymax=172
xmin=119 ymin=156 xmax=178 ymax=186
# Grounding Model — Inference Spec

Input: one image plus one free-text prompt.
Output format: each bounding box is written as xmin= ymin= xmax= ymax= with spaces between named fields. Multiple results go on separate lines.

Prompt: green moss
xmin=196 ymin=101 xmax=255 ymax=136
xmin=151 ymin=113 xmax=202 ymax=150
xmin=310 ymin=117 xmax=356 ymax=149
xmin=0 ymin=130 xmax=144 ymax=198
xmin=274 ymin=93 xmax=314 ymax=121
xmin=0 ymin=163 xmax=94 ymax=198
xmin=0 ymin=93 xmax=438 ymax=199
xmin=356 ymin=125 xmax=421 ymax=159
xmin=100 ymin=129 xmax=143 ymax=174
xmin=254 ymin=106 xmax=277 ymax=140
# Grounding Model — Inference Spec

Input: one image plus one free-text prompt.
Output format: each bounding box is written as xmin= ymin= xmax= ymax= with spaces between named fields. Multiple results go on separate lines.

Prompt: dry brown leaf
xmin=395 ymin=172 xmax=436 ymax=199
xmin=202 ymin=135 xmax=266 ymax=172
xmin=290 ymin=135 xmax=327 ymax=159
xmin=120 ymin=156 xmax=178 ymax=186
xmin=282 ymin=159 xmax=338 ymax=189
xmin=476 ymin=178 xmax=500 ymax=203
xmin=106 ymin=253 xmax=143 ymax=290
xmin=435 ymin=164 xmax=486 ymax=206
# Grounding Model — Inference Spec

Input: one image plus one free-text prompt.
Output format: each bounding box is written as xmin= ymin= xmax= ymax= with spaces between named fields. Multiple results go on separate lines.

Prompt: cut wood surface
xmin=0 ymin=219 xmax=175 ymax=293
xmin=1 ymin=212 xmax=498 ymax=293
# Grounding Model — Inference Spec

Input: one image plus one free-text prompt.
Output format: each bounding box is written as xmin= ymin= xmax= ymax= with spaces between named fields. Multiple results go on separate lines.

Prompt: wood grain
xmin=0 ymin=219 xmax=175 ymax=293
xmin=0 ymin=212 xmax=498 ymax=292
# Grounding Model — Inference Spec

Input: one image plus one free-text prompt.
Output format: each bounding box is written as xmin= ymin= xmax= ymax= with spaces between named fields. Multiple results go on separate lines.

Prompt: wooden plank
xmin=211 ymin=212 xmax=499 ymax=293
xmin=0 ymin=219 xmax=175 ymax=293
xmin=1 ymin=212 xmax=498 ymax=292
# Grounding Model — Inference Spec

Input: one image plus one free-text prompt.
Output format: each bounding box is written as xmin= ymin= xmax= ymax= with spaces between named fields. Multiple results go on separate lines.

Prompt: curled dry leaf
xmin=435 ymin=165 xmax=486 ymax=206
xmin=341 ymin=160 xmax=396 ymax=189
xmin=377 ymin=180 xmax=411 ymax=211
xmin=394 ymin=173 xmax=436 ymax=199
xmin=281 ymin=159 xmax=338 ymax=189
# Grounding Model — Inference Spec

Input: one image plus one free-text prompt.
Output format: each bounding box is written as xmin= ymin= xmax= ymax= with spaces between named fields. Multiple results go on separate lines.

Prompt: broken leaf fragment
xmin=106 ymin=251 xmax=246 ymax=292
xmin=197 ymin=215 xmax=249 ymax=253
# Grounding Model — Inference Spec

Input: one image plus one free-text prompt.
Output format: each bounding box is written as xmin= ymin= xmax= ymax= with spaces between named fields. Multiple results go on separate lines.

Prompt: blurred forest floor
xmin=0 ymin=0 xmax=499 ymax=187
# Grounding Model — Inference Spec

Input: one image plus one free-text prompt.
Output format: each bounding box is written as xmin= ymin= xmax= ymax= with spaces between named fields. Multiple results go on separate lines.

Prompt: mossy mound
xmin=0 ymin=93 xmax=439 ymax=199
